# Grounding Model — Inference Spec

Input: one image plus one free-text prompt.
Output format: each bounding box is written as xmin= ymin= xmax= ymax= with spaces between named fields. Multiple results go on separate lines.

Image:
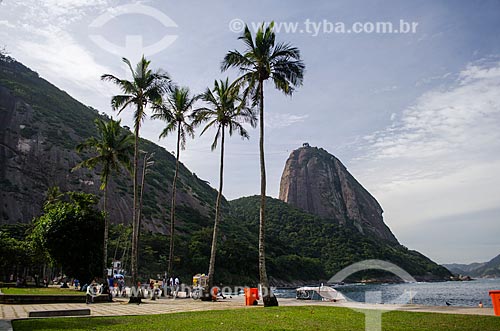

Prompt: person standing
xmin=118 ymin=277 xmax=124 ymax=296
xmin=169 ymin=276 xmax=174 ymax=297
xmin=108 ymin=275 xmax=114 ymax=288
xmin=174 ymin=276 xmax=180 ymax=297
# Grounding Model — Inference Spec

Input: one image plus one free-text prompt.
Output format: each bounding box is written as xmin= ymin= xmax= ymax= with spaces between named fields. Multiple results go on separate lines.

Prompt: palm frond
xmin=210 ymin=126 xmax=221 ymax=151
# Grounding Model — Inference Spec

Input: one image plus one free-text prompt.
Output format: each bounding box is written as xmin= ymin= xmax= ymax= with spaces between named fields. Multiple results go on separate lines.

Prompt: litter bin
xmin=489 ymin=290 xmax=500 ymax=316
xmin=244 ymin=287 xmax=259 ymax=306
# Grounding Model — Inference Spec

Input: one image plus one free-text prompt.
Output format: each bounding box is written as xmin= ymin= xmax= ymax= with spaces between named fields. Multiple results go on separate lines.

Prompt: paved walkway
xmin=0 ymin=296 xmax=249 ymax=320
xmin=0 ymin=296 xmax=496 ymax=330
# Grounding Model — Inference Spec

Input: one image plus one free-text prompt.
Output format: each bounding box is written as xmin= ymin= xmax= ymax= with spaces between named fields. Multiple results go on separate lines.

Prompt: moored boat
xmin=296 ymin=285 xmax=347 ymax=302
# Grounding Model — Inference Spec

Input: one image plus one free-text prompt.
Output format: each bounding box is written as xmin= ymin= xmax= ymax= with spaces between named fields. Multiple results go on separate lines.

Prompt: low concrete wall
xmin=29 ymin=308 xmax=91 ymax=318
xmin=0 ymin=294 xmax=109 ymax=304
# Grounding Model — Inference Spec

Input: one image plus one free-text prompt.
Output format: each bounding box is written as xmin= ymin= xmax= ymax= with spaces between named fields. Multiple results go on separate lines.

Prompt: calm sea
xmin=274 ymin=278 xmax=500 ymax=308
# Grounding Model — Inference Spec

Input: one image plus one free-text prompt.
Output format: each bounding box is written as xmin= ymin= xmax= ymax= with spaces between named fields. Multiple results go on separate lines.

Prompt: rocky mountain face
xmin=279 ymin=144 xmax=398 ymax=243
xmin=0 ymin=54 xmax=220 ymax=233
xmin=444 ymin=254 xmax=500 ymax=278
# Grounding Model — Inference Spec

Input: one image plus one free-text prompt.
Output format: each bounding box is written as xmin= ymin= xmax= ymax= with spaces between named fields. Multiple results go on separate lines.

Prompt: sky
xmin=1 ymin=0 xmax=500 ymax=265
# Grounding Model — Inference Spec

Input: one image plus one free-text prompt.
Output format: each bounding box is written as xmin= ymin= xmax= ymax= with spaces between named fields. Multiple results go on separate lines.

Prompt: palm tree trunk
xmin=259 ymin=80 xmax=278 ymax=307
xmin=137 ymin=152 xmax=148 ymax=270
xmin=103 ymin=186 xmax=109 ymax=280
xmin=138 ymin=153 xmax=148 ymax=225
xmin=131 ymin=125 xmax=139 ymax=286
xmin=168 ymin=122 xmax=181 ymax=276
xmin=208 ymin=126 xmax=225 ymax=289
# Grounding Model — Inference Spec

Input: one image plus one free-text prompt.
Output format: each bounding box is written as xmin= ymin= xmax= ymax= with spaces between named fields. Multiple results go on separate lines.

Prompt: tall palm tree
xmin=73 ymin=118 xmax=133 ymax=279
xmin=221 ymin=22 xmax=305 ymax=306
xmin=193 ymin=78 xmax=257 ymax=289
xmin=101 ymin=56 xmax=170 ymax=285
xmin=152 ymin=85 xmax=196 ymax=276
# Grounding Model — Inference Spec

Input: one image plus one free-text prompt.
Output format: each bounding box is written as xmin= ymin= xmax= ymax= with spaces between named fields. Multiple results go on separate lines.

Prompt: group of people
xmin=162 ymin=275 xmax=181 ymax=297
xmin=107 ymin=275 xmax=126 ymax=296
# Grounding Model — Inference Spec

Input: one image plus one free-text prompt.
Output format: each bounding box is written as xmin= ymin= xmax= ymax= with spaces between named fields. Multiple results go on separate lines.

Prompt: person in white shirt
xmin=174 ymin=276 xmax=180 ymax=297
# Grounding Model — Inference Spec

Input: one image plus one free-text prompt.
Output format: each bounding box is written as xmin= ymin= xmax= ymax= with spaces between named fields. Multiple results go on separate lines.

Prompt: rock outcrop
xmin=279 ymin=144 xmax=398 ymax=243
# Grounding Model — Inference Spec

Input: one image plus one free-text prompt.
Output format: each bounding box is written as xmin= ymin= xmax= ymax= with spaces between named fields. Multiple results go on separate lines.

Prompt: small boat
xmin=296 ymin=285 xmax=347 ymax=302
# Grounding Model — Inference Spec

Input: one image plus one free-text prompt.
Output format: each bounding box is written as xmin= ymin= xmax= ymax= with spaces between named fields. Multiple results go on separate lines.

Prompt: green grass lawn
xmin=11 ymin=306 xmax=500 ymax=331
xmin=0 ymin=287 xmax=84 ymax=296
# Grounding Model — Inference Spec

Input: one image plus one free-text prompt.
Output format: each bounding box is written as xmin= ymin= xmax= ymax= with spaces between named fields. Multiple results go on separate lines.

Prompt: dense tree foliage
xmin=0 ymin=230 xmax=30 ymax=277
xmin=30 ymin=191 xmax=104 ymax=283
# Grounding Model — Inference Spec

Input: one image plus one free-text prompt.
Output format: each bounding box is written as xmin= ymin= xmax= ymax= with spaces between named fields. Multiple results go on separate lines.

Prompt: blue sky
xmin=1 ymin=0 xmax=500 ymax=264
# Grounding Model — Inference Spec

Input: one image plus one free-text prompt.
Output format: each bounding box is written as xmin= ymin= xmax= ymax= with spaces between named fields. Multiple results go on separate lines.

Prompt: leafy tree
xmin=193 ymin=78 xmax=256 ymax=288
xmin=221 ymin=22 xmax=305 ymax=306
xmin=152 ymin=85 xmax=196 ymax=276
xmin=0 ymin=231 xmax=31 ymax=279
xmin=73 ymin=118 xmax=133 ymax=278
xmin=101 ymin=56 xmax=170 ymax=284
xmin=30 ymin=191 xmax=104 ymax=283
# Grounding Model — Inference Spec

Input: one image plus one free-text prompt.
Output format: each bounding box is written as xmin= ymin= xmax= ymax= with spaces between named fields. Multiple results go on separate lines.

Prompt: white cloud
xmin=16 ymin=29 xmax=111 ymax=93
xmin=353 ymin=60 xmax=500 ymax=232
xmin=0 ymin=0 xmax=117 ymax=105
xmin=0 ymin=20 xmax=15 ymax=28
xmin=265 ymin=113 xmax=308 ymax=129
xmin=371 ymin=85 xmax=398 ymax=94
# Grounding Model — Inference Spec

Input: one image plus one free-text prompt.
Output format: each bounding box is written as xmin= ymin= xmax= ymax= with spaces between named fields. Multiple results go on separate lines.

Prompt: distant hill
xmin=444 ymin=254 xmax=500 ymax=278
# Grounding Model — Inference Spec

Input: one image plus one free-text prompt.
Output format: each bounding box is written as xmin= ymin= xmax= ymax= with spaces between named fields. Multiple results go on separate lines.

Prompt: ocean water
xmin=274 ymin=278 xmax=500 ymax=308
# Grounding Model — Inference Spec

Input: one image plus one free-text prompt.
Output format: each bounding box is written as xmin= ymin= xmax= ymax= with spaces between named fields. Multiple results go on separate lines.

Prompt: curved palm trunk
xmin=103 ymin=186 xmax=109 ymax=279
xmin=259 ymin=80 xmax=278 ymax=307
xmin=131 ymin=125 xmax=139 ymax=286
xmin=208 ymin=127 xmax=225 ymax=289
xmin=168 ymin=122 xmax=181 ymax=276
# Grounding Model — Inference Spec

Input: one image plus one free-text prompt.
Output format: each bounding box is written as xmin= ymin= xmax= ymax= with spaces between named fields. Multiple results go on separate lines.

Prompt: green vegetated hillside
xmin=226 ymin=196 xmax=451 ymax=284
xmin=0 ymin=53 xmax=221 ymax=234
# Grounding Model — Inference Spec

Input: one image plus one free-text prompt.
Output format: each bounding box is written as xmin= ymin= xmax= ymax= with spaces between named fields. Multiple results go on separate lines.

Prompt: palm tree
xmin=193 ymin=78 xmax=257 ymax=289
xmin=221 ymin=22 xmax=305 ymax=306
xmin=151 ymin=85 xmax=196 ymax=276
xmin=101 ymin=56 xmax=170 ymax=285
xmin=73 ymin=118 xmax=133 ymax=279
